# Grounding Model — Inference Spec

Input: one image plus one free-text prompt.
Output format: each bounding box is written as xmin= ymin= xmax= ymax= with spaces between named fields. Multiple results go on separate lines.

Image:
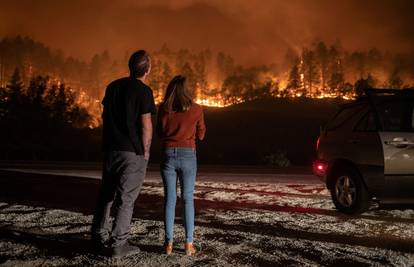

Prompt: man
xmin=91 ymin=50 xmax=156 ymax=258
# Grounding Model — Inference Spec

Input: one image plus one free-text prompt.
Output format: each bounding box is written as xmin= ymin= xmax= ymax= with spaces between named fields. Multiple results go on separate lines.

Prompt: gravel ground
xmin=0 ymin=169 xmax=413 ymax=266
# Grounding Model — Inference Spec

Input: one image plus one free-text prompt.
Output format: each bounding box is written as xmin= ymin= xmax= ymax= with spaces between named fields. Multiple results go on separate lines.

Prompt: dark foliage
xmin=0 ymin=69 xmax=96 ymax=160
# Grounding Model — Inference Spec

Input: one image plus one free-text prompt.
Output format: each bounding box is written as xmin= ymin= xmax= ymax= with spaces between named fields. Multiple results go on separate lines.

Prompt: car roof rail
xmin=364 ymin=88 xmax=414 ymax=97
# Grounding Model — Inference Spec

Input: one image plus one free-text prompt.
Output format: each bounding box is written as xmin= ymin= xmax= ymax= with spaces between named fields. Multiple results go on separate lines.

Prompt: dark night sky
xmin=1 ymin=0 xmax=414 ymax=65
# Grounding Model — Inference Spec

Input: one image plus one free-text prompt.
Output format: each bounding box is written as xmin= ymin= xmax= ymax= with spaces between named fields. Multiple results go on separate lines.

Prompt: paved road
xmin=0 ymin=161 xmax=320 ymax=184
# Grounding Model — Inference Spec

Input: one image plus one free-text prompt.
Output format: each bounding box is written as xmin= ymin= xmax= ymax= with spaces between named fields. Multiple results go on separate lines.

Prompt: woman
xmin=157 ymin=75 xmax=206 ymax=256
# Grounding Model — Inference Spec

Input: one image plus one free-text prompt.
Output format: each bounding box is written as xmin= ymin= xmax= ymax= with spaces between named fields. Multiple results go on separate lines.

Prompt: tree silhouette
xmin=316 ymin=42 xmax=329 ymax=91
xmin=216 ymin=52 xmax=235 ymax=81
xmin=0 ymin=72 xmax=95 ymax=159
xmin=354 ymin=74 xmax=376 ymax=97
xmin=194 ymin=52 xmax=207 ymax=97
xmin=302 ymin=49 xmax=319 ymax=95
xmin=148 ymin=59 xmax=162 ymax=97
xmin=287 ymin=59 xmax=301 ymax=94
xmin=181 ymin=63 xmax=197 ymax=97
xmin=5 ymin=68 xmax=24 ymax=120
xmin=328 ymin=60 xmax=345 ymax=92
xmin=2 ymin=35 xmax=414 ymax=107
xmin=387 ymin=69 xmax=403 ymax=89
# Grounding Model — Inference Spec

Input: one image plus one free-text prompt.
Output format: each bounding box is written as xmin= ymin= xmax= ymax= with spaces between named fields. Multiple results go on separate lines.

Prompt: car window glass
xmin=354 ymin=111 xmax=377 ymax=132
xmin=376 ymin=100 xmax=404 ymax=131
xmin=326 ymin=105 xmax=365 ymax=130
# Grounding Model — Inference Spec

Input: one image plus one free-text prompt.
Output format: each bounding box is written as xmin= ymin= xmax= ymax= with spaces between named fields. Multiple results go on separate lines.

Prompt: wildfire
xmin=195 ymin=98 xmax=226 ymax=107
xmin=75 ymin=89 xmax=102 ymax=128
xmin=194 ymin=95 xmax=235 ymax=107
xmin=286 ymin=90 xmax=354 ymax=100
xmin=153 ymin=94 xmax=229 ymax=107
xmin=78 ymin=76 xmax=355 ymax=128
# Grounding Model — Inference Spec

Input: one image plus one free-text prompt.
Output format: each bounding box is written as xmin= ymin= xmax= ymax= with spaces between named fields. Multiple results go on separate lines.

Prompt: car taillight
xmin=317 ymin=164 xmax=325 ymax=171
xmin=313 ymin=160 xmax=328 ymax=176
xmin=316 ymin=136 xmax=320 ymax=151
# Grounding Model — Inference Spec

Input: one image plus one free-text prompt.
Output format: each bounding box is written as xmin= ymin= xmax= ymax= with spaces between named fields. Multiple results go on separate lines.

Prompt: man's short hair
xmin=128 ymin=50 xmax=150 ymax=78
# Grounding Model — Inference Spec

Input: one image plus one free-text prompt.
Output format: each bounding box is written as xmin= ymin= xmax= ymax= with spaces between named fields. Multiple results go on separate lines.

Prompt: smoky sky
xmin=1 ymin=0 xmax=414 ymax=65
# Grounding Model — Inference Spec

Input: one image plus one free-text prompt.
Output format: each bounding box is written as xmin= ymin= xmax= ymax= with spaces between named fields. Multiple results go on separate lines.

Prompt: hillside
xmin=152 ymin=98 xmax=346 ymax=166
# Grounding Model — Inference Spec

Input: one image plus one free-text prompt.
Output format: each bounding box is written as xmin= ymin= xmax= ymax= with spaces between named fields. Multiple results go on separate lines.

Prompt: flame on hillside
xmin=75 ymin=76 xmax=356 ymax=128
xmin=75 ymin=89 xmax=102 ymax=128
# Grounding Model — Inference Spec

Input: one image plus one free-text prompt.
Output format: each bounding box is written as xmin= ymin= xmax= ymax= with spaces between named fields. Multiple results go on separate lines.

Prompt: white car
xmin=313 ymin=89 xmax=414 ymax=214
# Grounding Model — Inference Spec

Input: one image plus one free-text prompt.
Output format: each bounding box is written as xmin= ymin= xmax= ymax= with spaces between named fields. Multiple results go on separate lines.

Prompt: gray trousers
xmin=91 ymin=151 xmax=147 ymax=247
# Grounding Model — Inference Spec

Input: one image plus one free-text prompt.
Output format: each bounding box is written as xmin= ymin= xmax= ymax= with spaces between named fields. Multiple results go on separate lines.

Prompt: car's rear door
xmin=374 ymin=91 xmax=414 ymax=202
xmin=351 ymin=107 xmax=384 ymax=198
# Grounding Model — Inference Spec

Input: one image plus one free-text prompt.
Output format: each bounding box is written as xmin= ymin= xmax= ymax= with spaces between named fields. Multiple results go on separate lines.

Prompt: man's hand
xmin=141 ymin=113 xmax=153 ymax=161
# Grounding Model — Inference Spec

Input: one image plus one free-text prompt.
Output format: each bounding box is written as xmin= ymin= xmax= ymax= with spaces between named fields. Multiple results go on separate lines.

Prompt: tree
xmin=162 ymin=62 xmax=173 ymax=83
xmin=287 ymin=62 xmax=301 ymax=94
xmin=0 ymin=86 xmax=5 ymax=119
xmin=256 ymin=81 xmax=272 ymax=99
xmin=329 ymin=71 xmax=345 ymax=93
xmin=89 ymin=53 xmax=104 ymax=98
xmin=387 ymin=69 xmax=403 ymax=89
xmin=1 ymin=69 xmax=22 ymax=119
xmin=0 ymin=40 xmax=6 ymax=88
xmin=181 ymin=63 xmax=197 ymax=97
xmin=328 ymin=60 xmax=345 ymax=92
xmin=349 ymin=51 xmax=366 ymax=79
xmin=45 ymin=83 xmax=68 ymax=124
xmin=148 ymin=59 xmax=162 ymax=95
xmin=316 ymin=42 xmax=329 ymax=91
xmin=222 ymin=67 xmax=262 ymax=101
xmin=366 ymin=73 xmax=377 ymax=88
xmin=194 ymin=52 xmax=208 ymax=96
xmin=283 ymin=48 xmax=299 ymax=70
xmin=367 ymin=48 xmax=382 ymax=70
xmin=27 ymin=75 xmax=48 ymax=105
xmin=176 ymin=49 xmax=190 ymax=72
xmin=216 ymin=52 xmax=234 ymax=81
xmin=302 ymin=49 xmax=319 ymax=95
xmin=159 ymin=43 xmax=171 ymax=56
xmin=7 ymin=68 xmax=24 ymax=102
xmin=341 ymin=82 xmax=354 ymax=96
xmin=354 ymin=74 xmax=376 ymax=97
xmin=4 ymin=68 xmax=24 ymax=119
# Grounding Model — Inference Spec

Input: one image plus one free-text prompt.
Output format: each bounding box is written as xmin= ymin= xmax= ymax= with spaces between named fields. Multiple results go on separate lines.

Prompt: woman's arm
xmin=196 ymin=107 xmax=206 ymax=141
xmin=155 ymin=109 xmax=164 ymax=138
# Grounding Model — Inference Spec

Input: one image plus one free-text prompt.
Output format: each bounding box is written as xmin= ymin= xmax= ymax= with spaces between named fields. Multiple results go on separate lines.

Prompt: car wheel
xmin=330 ymin=168 xmax=370 ymax=214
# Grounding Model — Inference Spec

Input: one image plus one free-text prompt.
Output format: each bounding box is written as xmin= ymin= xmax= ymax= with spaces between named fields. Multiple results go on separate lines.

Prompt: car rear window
xmin=326 ymin=104 xmax=366 ymax=131
xmin=354 ymin=111 xmax=377 ymax=132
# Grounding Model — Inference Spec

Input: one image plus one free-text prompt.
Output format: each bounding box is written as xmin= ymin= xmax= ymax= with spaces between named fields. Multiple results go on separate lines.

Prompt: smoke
xmin=1 ymin=0 xmax=414 ymax=65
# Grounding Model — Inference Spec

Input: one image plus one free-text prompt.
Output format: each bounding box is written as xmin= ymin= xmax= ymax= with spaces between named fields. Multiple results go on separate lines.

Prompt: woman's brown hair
xmin=162 ymin=75 xmax=193 ymax=112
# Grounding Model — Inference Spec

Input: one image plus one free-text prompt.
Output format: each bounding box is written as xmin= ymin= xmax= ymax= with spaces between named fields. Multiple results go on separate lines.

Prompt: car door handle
xmin=385 ymin=138 xmax=414 ymax=148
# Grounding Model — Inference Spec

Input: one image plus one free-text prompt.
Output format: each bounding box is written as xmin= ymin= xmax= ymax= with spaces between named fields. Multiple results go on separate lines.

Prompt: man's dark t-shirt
xmin=102 ymin=77 xmax=156 ymax=155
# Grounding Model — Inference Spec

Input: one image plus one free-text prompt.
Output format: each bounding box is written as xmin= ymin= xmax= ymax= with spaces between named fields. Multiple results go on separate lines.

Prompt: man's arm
xmin=141 ymin=113 xmax=153 ymax=160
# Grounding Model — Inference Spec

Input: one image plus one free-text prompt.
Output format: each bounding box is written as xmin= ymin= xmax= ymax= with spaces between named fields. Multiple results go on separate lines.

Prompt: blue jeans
xmin=161 ymin=147 xmax=197 ymax=243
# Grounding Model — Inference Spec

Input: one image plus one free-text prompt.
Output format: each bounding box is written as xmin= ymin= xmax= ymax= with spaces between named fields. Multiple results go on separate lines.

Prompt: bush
xmin=263 ymin=150 xmax=291 ymax=167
